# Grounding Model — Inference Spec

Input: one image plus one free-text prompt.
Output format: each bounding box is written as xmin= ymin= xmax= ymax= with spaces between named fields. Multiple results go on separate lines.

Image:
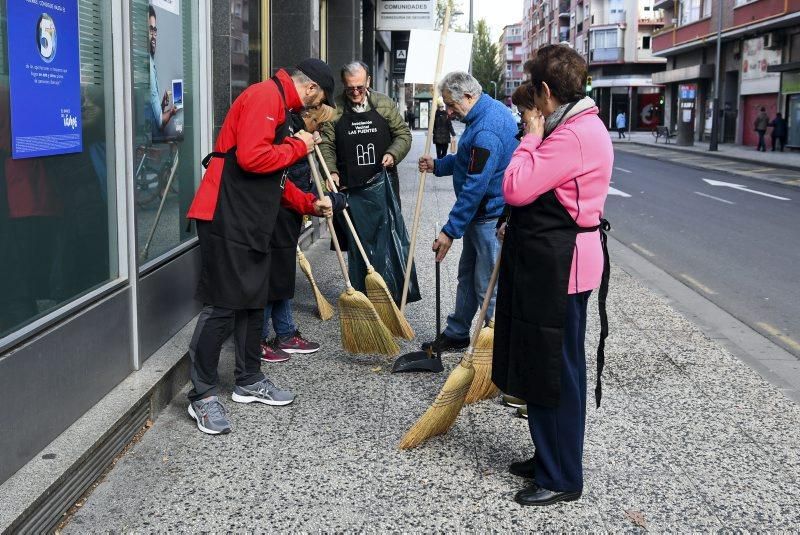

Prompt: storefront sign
xmin=679 ymin=84 xmax=696 ymax=100
xmin=741 ymin=37 xmax=781 ymax=96
xmin=7 ymin=0 xmax=82 ymax=159
xmin=377 ymin=0 xmax=435 ymax=31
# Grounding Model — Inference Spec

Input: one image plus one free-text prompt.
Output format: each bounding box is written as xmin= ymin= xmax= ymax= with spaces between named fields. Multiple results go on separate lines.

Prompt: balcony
xmin=590 ymin=47 xmax=624 ymax=63
xmin=558 ymin=0 xmax=571 ymax=17
xmin=638 ymin=15 xmax=665 ymax=26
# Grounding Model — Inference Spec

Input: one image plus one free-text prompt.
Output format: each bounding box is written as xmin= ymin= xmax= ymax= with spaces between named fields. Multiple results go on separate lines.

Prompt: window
xmin=0 ymin=0 xmax=119 ymax=340
xmin=642 ymin=35 xmax=651 ymax=49
xmin=702 ymin=0 xmax=712 ymax=17
xmin=133 ymin=0 xmax=202 ymax=267
xmin=592 ymin=29 xmax=620 ymax=50
xmin=679 ymin=0 xmax=702 ymax=25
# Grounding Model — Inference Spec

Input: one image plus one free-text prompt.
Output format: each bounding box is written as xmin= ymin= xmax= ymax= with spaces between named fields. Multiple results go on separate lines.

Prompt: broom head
xmin=338 ymin=287 xmax=400 ymax=356
xmin=297 ymin=250 xmax=334 ymax=321
xmin=465 ymin=320 xmax=499 ymax=404
xmin=365 ymin=268 xmax=415 ymax=340
xmin=398 ymin=358 xmax=475 ymax=449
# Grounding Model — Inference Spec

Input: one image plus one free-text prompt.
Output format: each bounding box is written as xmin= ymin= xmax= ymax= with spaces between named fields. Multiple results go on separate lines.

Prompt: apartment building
xmin=652 ymin=0 xmax=800 ymax=147
xmin=502 ymin=22 xmax=526 ymax=101
xmin=524 ymin=0 xmax=667 ymax=130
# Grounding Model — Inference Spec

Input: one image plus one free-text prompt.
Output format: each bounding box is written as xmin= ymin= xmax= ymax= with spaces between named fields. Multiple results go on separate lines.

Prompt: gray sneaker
xmin=188 ymin=396 xmax=232 ymax=435
xmin=232 ymin=377 xmax=295 ymax=406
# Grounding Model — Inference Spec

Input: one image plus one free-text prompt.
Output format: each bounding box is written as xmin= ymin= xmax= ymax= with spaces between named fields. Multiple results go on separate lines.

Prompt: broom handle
xmin=465 ymin=245 xmax=502 ymax=356
xmin=308 ymin=153 xmax=353 ymax=289
xmin=313 ymin=145 xmax=374 ymax=271
xmin=400 ymin=4 xmax=451 ymax=313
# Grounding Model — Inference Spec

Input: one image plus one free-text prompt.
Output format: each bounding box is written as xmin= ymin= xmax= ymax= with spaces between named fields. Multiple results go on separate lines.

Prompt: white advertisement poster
xmin=377 ymin=1 xmax=435 ymax=31
xmin=151 ymin=0 xmax=180 ymax=15
xmin=403 ymin=30 xmax=474 ymax=84
xmin=741 ymin=37 xmax=781 ymax=96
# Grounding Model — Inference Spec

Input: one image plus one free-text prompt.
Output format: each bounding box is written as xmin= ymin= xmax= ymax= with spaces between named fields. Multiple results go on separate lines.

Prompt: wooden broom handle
xmin=400 ymin=4 xmax=451 ymax=313
xmin=313 ymin=145 xmax=374 ymax=270
xmin=468 ymin=245 xmax=502 ymax=351
xmin=308 ymin=153 xmax=353 ymax=289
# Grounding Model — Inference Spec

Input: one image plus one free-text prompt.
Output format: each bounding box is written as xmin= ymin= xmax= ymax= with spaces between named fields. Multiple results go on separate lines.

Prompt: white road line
xmin=680 ymin=274 xmax=716 ymax=295
xmin=608 ymin=186 xmax=632 ymax=198
xmin=702 ymin=178 xmax=791 ymax=201
xmin=630 ymin=243 xmax=656 ymax=257
xmin=746 ymin=167 xmax=777 ymax=173
xmin=614 ymin=167 xmax=632 ymax=173
xmin=694 ymin=191 xmax=736 ymax=205
xmin=757 ymin=322 xmax=800 ymax=352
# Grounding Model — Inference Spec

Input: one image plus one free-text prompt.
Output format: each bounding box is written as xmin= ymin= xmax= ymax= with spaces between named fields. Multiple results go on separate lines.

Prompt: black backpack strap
xmin=595 ymin=218 xmax=611 ymax=408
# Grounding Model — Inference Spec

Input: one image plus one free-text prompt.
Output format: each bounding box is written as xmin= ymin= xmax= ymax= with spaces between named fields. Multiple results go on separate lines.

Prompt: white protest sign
xmin=403 ymin=30 xmax=473 ymax=84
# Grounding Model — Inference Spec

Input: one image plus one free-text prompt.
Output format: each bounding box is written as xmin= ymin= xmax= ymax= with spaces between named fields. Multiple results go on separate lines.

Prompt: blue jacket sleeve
xmin=442 ymin=131 xmax=502 ymax=240
xmin=433 ymin=154 xmax=456 ymax=177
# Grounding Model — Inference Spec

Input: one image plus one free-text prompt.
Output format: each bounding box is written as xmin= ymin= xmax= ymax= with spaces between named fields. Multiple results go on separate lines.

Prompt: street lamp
xmin=709 ymin=0 xmax=723 ymax=152
xmin=489 ymin=80 xmax=497 ymax=99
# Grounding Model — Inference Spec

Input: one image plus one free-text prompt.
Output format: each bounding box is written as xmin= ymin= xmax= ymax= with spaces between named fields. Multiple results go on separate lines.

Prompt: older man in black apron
xmin=185 ymin=59 xmax=335 ymax=436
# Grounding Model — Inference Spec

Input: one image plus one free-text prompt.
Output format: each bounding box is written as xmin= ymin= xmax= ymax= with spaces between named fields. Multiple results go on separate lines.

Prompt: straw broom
xmin=296 ymin=246 xmax=334 ymax=321
xmin=314 ymin=146 xmax=414 ymax=339
xmin=308 ymin=153 xmax=399 ymax=356
xmin=398 ymin=246 xmax=502 ymax=449
xmin=465 ymin=316 xmax=500 ymax=404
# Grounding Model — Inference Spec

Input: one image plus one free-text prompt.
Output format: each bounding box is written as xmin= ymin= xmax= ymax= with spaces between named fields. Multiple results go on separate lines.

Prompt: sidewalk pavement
xmin=612 ymin=131 xmax=800 ymax=171
xmin=62 ymin=134 xmax=800 ymax=531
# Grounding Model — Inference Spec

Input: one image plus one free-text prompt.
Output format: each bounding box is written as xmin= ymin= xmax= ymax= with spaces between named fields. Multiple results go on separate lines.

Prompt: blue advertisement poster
xmin=7 ymin=0 xmax=82 ymax=159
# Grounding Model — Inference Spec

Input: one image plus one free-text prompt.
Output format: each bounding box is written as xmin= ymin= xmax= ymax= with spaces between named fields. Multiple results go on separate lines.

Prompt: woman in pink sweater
xmin=492 ymin=44 xmax=613 ymax=507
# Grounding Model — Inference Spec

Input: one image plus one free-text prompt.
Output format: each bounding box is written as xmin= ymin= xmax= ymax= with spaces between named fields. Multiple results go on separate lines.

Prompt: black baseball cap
xmin=296 ymin=58 xmax=336 ymax=108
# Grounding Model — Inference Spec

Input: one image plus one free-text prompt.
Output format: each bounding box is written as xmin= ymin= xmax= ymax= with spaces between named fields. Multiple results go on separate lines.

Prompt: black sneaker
xmin=421 ymin=333 xmax=470 ymax=353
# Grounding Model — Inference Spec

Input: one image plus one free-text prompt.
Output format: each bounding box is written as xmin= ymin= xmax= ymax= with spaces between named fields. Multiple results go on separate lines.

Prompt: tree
xmin=435 ymin=0 xmax=467 ymax=31
xmin=471 ymin=19 xmax=504 ymax=100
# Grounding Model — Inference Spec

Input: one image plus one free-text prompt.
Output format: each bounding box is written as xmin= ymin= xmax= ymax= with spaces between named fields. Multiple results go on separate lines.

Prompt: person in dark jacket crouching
xmin=493 ymin=45 xmax=613 ymax=506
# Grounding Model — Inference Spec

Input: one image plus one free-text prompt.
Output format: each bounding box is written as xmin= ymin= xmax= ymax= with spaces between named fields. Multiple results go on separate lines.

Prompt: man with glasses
xmin=319 ymin=61 xmax=411 ymax=202
xmin=148 ymin=6 xmax=177 ymax=137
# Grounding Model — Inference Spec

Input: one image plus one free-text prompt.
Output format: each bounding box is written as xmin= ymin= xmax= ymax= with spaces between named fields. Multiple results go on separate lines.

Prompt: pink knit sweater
xmin=503 ymin=106 xmax=613 ymax=294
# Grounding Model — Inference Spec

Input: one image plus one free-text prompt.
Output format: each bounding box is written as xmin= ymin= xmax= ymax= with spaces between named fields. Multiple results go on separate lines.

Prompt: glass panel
xmin=0 ymin=0 xmax=118 ymax=340
xmin=231 ymin=0 xmax=261 ymax=104
xmin=132 ymin=0 xmax=201 ymax=266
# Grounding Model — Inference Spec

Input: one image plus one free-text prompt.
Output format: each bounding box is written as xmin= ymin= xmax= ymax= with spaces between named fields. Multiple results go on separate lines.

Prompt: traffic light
xmin=585 ymin=76 xmax=592 ymax=94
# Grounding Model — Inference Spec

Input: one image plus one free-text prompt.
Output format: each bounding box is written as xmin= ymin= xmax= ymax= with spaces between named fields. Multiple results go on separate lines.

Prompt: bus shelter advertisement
xmin=7 ymin=0 xmax=82 ymax=159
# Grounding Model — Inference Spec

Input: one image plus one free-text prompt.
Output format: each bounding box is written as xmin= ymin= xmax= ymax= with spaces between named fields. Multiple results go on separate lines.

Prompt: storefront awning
xmin=652 ymin=64 xmax=714 ymax=84
xmin=591 ymin=77 xmax=662 ymax=88
xmin=767 ymin=61 xmax=800 ymax=73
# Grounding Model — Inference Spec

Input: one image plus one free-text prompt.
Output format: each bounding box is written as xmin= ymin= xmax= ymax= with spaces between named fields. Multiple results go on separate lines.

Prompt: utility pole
xmin=709 ymin=0 xmax=723 ymax=151
xmin=490 ymin=80 xmax=497 ymax=99
xmin=469 ymin=0 xmax=474 ymax=34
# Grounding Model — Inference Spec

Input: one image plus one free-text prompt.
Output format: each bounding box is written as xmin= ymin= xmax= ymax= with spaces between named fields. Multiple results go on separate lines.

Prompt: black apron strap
xmin=201 ymin=151 xmax=227 ymax=169
xmin=595 ymin=218 xmax=611 ymax=408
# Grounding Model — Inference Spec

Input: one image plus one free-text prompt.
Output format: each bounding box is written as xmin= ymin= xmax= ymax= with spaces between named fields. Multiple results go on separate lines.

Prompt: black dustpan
xmin=392 ymin=255 xmax=444 ymax=373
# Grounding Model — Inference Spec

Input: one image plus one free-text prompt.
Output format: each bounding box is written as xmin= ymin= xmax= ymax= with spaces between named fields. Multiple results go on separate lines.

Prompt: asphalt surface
xmin=605 ymin=149 xmax=800 ymax=358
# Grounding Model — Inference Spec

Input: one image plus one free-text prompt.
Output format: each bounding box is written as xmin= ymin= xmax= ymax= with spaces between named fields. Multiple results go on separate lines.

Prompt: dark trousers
xmin=772 ymin=135 xmax=786 ymax=151
xmin=435 ymin=143 xmax=448 ymax=159
xmin=527 ymin=291 xmax=590 ymax=492
xmin=617 ymin=128 xmax=626 ymax=138
xmin=756 ymin=130 xmax=766 ymax=151
xmin=188 ymin=305 xmax=266 ymax=402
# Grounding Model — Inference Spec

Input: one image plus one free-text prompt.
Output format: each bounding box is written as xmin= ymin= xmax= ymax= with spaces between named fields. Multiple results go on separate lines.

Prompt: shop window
xmin=132 ymin=0 xmax=201 ymax=267
xmin=230 ymin=0 xmax=261 ymax=104
xmin=0 ymin=0 xmax=119 ymax=342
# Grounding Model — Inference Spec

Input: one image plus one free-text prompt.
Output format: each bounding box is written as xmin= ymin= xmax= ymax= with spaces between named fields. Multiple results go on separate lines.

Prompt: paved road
xmin=605 ymin=149 xmax=800 ymax=357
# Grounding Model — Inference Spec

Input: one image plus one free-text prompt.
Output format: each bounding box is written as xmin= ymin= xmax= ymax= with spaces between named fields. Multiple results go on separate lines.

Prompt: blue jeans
xmin=262 ymin=299 xmax=296 ymax=341
xmin=443 ymin=219 xmax=500 ymax=340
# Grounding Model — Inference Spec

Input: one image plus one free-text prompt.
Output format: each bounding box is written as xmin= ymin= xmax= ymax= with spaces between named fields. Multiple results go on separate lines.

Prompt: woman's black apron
xmin=196 ymin=76 xmax=291 ymax=310
xmin=492 ymin=189 xmax=610 ymax=409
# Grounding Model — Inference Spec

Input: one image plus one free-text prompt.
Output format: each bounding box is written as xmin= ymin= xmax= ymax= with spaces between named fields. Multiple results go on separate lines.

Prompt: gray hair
xmin=438 ymin=71 xmax=482 ymax=102
xmin=341 ymin=61 xmax=369 ymax=80
xmin=289 ymin=69 xmax=313 ymax=85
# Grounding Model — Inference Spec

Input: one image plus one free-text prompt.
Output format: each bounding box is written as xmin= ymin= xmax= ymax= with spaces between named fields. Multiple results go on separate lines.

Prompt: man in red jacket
xmin=185 ymin=58 xmax=335 ymax=436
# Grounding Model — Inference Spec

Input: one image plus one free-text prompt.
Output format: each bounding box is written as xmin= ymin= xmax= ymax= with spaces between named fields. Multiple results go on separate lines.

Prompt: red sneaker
xmin=260 ymin=340 xmax=291 ymax=363
xmin=276 ymin=330 xmax=320 ymax=354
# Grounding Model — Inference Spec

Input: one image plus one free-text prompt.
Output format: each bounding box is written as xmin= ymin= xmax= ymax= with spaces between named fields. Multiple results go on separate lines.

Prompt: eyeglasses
xmin=149 ymin=25 xmax=158 ymax=35
xmin=345 ymin=85 xmax=367 ymax=95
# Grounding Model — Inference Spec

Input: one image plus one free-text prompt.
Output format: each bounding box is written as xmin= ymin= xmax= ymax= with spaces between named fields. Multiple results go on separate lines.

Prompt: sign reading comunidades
xmin=6 ymin=0 xmax=82 ymax=159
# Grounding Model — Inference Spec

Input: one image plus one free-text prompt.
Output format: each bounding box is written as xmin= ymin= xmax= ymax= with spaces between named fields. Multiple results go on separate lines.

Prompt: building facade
xmin=501 ymin=22 xmax=526 ymax=101
xmin=0 ymin=0 xmax=397 ymax=525
xmin=652 ymin=0 xmax=800 ymax=147
xmin=524 ymin=0 xmax=667 ymax=130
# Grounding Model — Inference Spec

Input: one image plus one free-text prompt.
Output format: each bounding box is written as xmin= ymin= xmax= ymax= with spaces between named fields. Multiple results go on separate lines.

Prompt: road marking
xmin=702 ymin=178 xmax=791 ymax=201
xmin=614 ymin=166 xmax=632 ymax=173
xmin=746 ymin=167 xmax=776 ymax=173
xmin=757 ymin=322 xmax=800 ymax=352
xmin=608 ymin=186 xmax=632 ymax=198
xmin=680 ymin=274 xmax=716 ymax=295
xmin=694 ymin=191 xmax=736 ymax=205
xmin=630 ymin=243 xmax=655 ymax=257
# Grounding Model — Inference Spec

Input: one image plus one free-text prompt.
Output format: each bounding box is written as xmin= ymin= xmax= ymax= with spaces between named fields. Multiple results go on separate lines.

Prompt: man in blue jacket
xmin=418 ymin=71 xmax=518 ymax=352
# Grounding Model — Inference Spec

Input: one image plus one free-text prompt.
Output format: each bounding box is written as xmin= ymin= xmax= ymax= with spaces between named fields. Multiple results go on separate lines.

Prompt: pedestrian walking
xmin=405 ymin=107 xmax=416 ymax=131
xmin=769 ymin=112 xmax=788 ymax=152
xmin=184 ymin=58 xmax=336 ymax=436
xmin=260 ymin=104 xmax=347 ymax=364
xmin=615 ymin=111 xmax=626 ymax=138
xmin=433 ymin=101 xmax=456 ymax=159
xmin=755 ymin=107 xmax=769 ymax=151
xmin=417 ymin=71 xmax=517 ymax=354
xmin=494 ymin=44 xmax=612 ymax=507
